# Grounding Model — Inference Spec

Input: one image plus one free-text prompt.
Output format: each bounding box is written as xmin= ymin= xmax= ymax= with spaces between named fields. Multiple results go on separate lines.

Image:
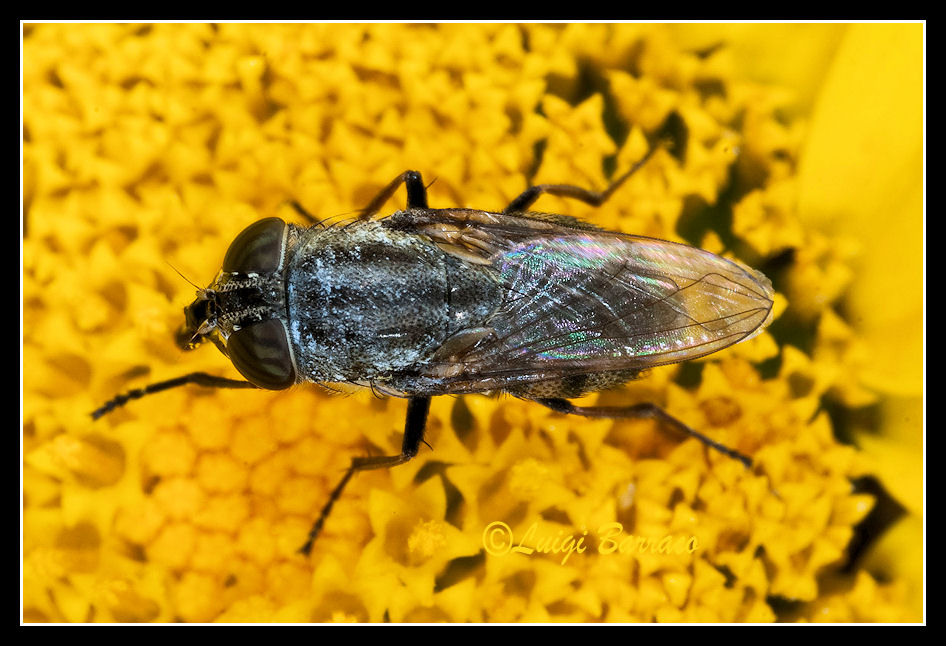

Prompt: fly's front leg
xmin=535 ymin=397 xmax=753 ymax=469
xmin=358 ymin=170 xmax=430 ymax=219
xmin=504 ymin=145 xmax=660 ymax=214
xmin=285 ymin=200 xmax=321 ymax=226
xmin=288 ymin=170 xmax=429 ymax=225
xmin=299 ymin=395 xmax=432 ymax=555
xmin=91 ymin=372 xmax=258 ymax=419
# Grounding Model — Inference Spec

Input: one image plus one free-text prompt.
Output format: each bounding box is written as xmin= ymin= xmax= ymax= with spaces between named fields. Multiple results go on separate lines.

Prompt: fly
xmin=93 ymin=146 xmax=775 ymax=555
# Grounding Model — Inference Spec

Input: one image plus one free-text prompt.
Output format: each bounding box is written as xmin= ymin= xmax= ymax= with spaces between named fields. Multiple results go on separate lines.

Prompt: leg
xmin=285 ymin=199 xmax=321 ymax=226
xmin=503 ymin=145 xmax=660 ymax=214
xmin=91 ymin=372 xmax=257 ymax=420
xmin=358 ymin=170 xmax=429 ymax=220
xmin=287 ymin=170 xmax=429 ymax=226
xmin=535 ymin=397 xmax=752 ymax=468
xmin=299 ymin=395 xmax=432 ymax=555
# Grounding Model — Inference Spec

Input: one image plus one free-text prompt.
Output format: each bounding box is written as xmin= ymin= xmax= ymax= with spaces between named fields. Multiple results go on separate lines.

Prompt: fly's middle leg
xmin=534 ymin=397 xmax=753 ymax=469
xmin=299 ymin=395 xmax=432 ymax=556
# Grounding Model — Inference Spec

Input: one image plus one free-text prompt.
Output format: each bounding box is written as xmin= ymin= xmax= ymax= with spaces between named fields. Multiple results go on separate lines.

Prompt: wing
xmin=384 ymin=208 xmax=775 ymax=393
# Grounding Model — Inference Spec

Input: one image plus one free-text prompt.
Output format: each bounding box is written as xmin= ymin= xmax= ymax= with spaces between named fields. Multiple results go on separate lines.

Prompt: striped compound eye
xmin=223 ymin=217 xmax=288 ymax=274
xmin=220 ymin=217 xmax=296 ymax=390
xmin=227 ymin=318 xmax=296 ymax=390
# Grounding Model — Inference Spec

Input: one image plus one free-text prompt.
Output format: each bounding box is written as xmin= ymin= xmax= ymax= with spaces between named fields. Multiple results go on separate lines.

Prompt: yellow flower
xmin=23 ymin=23 xmax=922 ymax=623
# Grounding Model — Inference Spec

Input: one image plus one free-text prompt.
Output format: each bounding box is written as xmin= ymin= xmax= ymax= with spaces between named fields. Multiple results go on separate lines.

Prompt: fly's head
xmin=176 ymin=217 xmax=298 ymax=391
xmin=176 ymin=287 xmax=223 ymax=351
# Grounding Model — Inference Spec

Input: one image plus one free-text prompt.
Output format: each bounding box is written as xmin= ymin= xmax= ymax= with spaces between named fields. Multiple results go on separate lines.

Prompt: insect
xmin=93 ymin=146 xmax=774 ymax=555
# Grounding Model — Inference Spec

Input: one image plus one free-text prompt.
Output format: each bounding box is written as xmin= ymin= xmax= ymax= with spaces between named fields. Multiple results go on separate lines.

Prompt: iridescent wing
xmin=384 ymin=208 xmax=774 ymax=393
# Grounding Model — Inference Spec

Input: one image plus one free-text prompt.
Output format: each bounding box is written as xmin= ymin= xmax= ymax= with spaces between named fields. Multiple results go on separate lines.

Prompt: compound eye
xmin=222 ymin=217 xmax=287 ymax=274
xmin=227 ymin=319 xmax=296 ymax=390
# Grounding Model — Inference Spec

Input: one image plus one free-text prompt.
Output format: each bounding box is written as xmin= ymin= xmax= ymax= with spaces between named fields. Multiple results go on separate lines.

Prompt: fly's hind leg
xmin=503 ymin=145 xmax=661 ymax=214
xmin=535 ymin=397 xmax=753 ymax=469
xmin=299 ymin=395 xmax=432 ymax=556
